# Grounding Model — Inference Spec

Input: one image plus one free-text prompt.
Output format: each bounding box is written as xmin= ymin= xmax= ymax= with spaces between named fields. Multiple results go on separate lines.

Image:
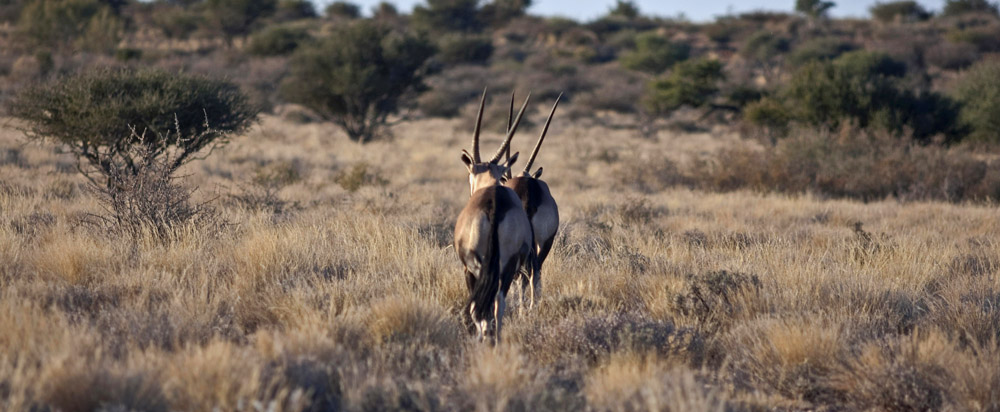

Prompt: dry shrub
xmin=231 ymin=160 xmax=302 ymax=213
xmin=335 ymin=162 xmax=388 ymax=193
xmin=723 ymin=316 xmax=848 ymax=404
xmin=30 ymin=231 xmax=116 ymax=285
xmin=693 ymin=128 xmax=1000 ymax=202
xmin=674 ymin=270 xmax=764 ymax=334
xmin=41 ymin=363 xmax=167 ymax=412
xmin=521 ymin=312 xmax=695 ymax=365
xmin=367 ymin=296 xmax=461 ymax=349
xmin=925 ymin=41 xmax=979 ymax=70
xmin=585 ymin=355 xmax=726 ymax=412
xmin=830 ymin=332 xmax=953 ymax=411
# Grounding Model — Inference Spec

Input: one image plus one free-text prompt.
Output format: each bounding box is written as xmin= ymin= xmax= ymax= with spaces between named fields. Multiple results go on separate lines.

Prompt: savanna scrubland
xmin=2 ymin=0 xmax=1000 ymax=410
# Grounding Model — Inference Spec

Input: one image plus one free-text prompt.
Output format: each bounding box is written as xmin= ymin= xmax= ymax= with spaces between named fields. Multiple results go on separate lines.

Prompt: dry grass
xmin=1 ymin=107 xmax=1000 ymax=411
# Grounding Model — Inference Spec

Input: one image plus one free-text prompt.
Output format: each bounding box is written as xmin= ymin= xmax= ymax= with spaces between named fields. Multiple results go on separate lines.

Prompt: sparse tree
xmin=274 ymin=0 xmax=316 ymax=22
xmin=204 ymin=0 xmax=277 ymax=46
xmin=643 ymin=59 xmax=725 ymax=115
xmin=620 ymin=31 xmax=691 ymax=74
xmin=325 ymin=1 xmax=359 ymax=19
xmin=412 ymin=0 xmax=482 ymax=34
xmin=869 ymin=1 xmax=931 ymax=23
xmin=6 ymin=68 xmax=258 ymax=186
xmin=281 ymin=22 xmax=435 ymax=142
xmin=942 ymin=0 xmax=999 ymax=16
xmin=609 ymin=0 xmax=639 ymax=19
xmin=795 ymin=0 xmax=835 ymax=19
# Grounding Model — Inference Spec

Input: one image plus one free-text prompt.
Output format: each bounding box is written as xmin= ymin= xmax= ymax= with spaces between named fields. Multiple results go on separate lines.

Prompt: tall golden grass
xmin=1 ymin=108 xmax=998 ymax=410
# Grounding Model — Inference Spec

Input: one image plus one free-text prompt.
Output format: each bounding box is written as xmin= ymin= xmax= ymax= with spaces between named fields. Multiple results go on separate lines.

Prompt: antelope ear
xmin=505 ymin=152 xmax=519 ymax=169
xmin=532 ymin=167 xmax=543 ymax=179
xmin=460 ymin=150 xmax=474 ymax=170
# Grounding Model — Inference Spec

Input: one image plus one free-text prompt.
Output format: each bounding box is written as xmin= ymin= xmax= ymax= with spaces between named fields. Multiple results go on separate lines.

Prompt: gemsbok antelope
xmin=502 ymin=92 xmax=561 ymax=309
xmin=454 ymin=89 xmax=535 ymax=344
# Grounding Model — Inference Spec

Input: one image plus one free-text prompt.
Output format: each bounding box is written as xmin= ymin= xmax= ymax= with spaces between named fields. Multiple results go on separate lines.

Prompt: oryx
xmin=454 ymin=89 xmax=535 ymax=344
xmin=502 ymin=92 xmax=561 ymax=309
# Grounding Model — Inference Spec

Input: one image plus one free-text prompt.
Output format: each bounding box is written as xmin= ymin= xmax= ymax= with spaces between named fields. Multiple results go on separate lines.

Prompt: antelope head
xmin=460 ymin=88 xmax=531 ymax=195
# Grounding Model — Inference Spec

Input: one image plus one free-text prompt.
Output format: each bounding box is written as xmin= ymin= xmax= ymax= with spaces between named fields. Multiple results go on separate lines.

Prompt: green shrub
xmin=282 ymin=21 xmax=435 ymax=142
xmin=17 ymin=0 xmax=121 ymax=50
xmin=744 ymin=97 xmax=793 ymax=135
xmin=205 ymin=0 xmax=277 ymax=45
xmin=643 ymin=59 xmax=724 ymax=115
xmin=795 ymin=0 xmax=835 ymax=19
xmin=150 ymin=4 xmax=203 ymax=40
xmin=788 ymin=37 xmax=855 ymax=66
xmin=478 ymin=0 xmax=530 ymax=27
xmin=247 ymin=25 xmax=311 ymax=56
xmin=6 ymin=68 xmax=258 ymax=181
xmin=942 ymin=0 xmax=999 ymax=17
xmin=869 ymin=1 xmax=931 ymax=23
xmin=924 ymin=42 xmax=978 ymax=70
xmin=619 ymin=31 xmax=690 ymax=74
xmin=435 ymin=33 xmax=493 ymax=65
xmin=114 ymin=47 xmax=142 ymax=62
xmin=741 ymin=30 xmax=790 ymax=62
xmin=781 ymin=51 xmax=963 ymax=142
xmin=412 ymin=0 xmax=482 ymax=34
xmin=953 ymin=58 xmax=1000 ymax=143
xmin=325 ymin=1 xmax=359 ymax=19
xmin=274 ymin=0 xmax=316 ymax=21
xmin=946 ymin=25 xmax=1000 ymax=52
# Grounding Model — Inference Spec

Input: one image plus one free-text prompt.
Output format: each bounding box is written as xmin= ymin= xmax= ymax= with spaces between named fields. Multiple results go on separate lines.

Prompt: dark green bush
xmin=412 ymin=0 xmax=482 ymax=34
xmin=619 ymin=31 xmax=690 ymax=74
xmin=435 ymin=33 xmax=493 ymax=65
xmin=924 ymin=42 xmax=978 ymax=70
xmin=282 ymin=21 xmax=435 ymax=142
xmin=478 ymin=0 xmax=530 ymax=27
xmin=643 ymin=59 xmax=724 ymax=115
xmin=942 ymin=0 xmax=999 ymax=17
xmin=788 ymin=37 xmax=855 ymax=66
xmin=274 ymin=0 xmax=316 ymax=21
xmin=780 ymin=51 xmax=963 ymax=142
xmin=114 ymin=47 xmax=142 ymax=62
xmin=953 ymin=58 xmax=1000 ymax=143
xmin=205 ymin=0 xmax=277 ymax=45
xmin=870 ymin=1 xmax=931 ymax=23
xmin=17 ymin=0 xmax=122 ymax=50
xmin=325 ymin=1 xmax=359 ymax=19
xmin=946 ymin=25 xmax=1000 ymax=52
xmin=6 ymin=68 xmax=258 ymax=180
xmin=741 ymin=31 xmax=790 ymax=62
xmin=744 ymin=97 xmax=793 ymax=136
xmin=247 ymin=25 xmax=311 ymax=56
xmin=150 ymin=4 xmax=203 ymax=40
xmin=796 ymin=0 xmax=836 ymax=19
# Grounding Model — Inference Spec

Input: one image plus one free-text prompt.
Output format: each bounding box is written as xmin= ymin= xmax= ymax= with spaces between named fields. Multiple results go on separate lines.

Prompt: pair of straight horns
xmin=470 ymin=88 xmax=562 ymax=174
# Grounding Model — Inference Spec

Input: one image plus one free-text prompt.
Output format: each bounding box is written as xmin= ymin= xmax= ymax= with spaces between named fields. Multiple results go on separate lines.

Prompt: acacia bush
xmin=247 ymin=25 xmax=311 ymax=56
xmin=869 ymin=1 xmax=931 ymax=23
xmin=7 ymin=68 xmax=258 ymax=182
xmin=17 ymin=0 xmax=123 ymax=51
xmin=942 ymin=0 xmax=999 ymax=17
xmin=205 ymin=0 xmax=277 ymax=45
xmin=643 ymin=59 xmax=724 ymax=115
xmin=619 ymin=31 xmax=690 ymax=74
xmin=435 ymin=33 xmax=493 ymax=65
xmin=282 ymin=21 xmax=434 ymax=142
xmin=775 ymin=51 xmax=963 ymax=142
xmin=787 ymin=37 xmax=855 ymax=66
xmin=953 ymin=58 xmax=1000 ymax=143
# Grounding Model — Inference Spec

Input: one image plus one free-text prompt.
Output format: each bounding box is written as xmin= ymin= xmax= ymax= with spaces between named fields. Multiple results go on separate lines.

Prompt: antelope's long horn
xmin=523 ymin=92 xmax=562 ymax=174
xmin=505 ymin=90 xmax=515 ymax=175
xmin=489 ymin=92 xmax=530 ymax=164
xmin=472 ymin=87 xmax=487 ymax=163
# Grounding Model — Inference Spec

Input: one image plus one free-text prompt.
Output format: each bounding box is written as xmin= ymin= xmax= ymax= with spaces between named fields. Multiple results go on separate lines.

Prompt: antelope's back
xmin=505 ymin=176 xmax=559 ymax=243
xmin=454 ymin=186 xmax=532 ymax=268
